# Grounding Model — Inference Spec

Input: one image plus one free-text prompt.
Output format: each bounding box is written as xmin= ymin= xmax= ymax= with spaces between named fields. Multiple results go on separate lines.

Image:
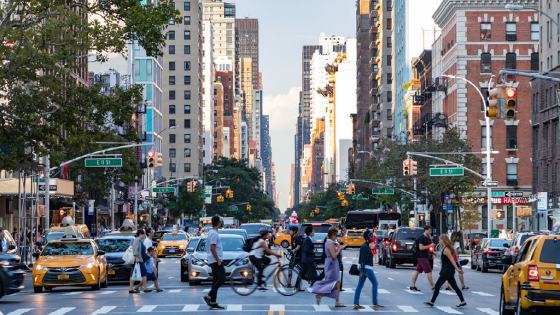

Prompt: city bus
xmin=344 ymin=210 xmax=401 ymax=230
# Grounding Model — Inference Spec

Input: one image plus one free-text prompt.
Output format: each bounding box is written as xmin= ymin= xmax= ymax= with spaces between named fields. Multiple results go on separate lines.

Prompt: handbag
xmin=131 ymin=263 xmax=142 ymax=281
xmin=349 ymin=254 xmax=360 ymax=276
xmin=459 ymin=259 xmax=468 ymax=266
xmin=122 ymin=245 xmax=135 ymax=265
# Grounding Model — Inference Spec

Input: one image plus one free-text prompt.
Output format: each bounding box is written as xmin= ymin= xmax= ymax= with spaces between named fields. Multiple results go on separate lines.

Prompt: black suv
xmin=298 ymin=223 xmax=332 ymax=264
xmin=0 ymin=252 xmax=25 ymax=299
xmin=385 ymin=227 xmax=433 ymax=269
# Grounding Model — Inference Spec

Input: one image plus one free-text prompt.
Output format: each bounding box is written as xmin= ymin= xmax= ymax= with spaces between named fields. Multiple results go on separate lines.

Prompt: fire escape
xmin=412 ymin=77 xmax=449 ymax=137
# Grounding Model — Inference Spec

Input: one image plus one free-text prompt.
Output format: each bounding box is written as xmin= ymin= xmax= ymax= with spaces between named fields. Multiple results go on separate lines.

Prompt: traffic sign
xmin=203 ymin=194 xmax=212 ymax=198
xmin=410 ymin=199 xmax=420 ymax=203
xmin=372 ymin=189 xmax=394 ymax=194
xmin=430 ymin=168 xmax=464 ymax=176
xmin=85 ymin=158 xmax=123 ymax=167
xmin=492 ymin=192 xmax=504 ymax=197
xmin=444 ymin=195 xmax=450 ymax=201
xmin=141 ymin=203 xmax=150 ymax=207
xmin=227 ymin=206 xmax=238 ymax=212
xmin=32 ymin=178 xmax=46 ymax=183
xmin=152 ymin=187 xmax=175 ymax=193
xmin=505 ymin=191 xmax=523 ymax=198
xmin=481 ymin=181 xmax=498 ymax=187
xmin=352 ymin=195 xmax=369 ymax=200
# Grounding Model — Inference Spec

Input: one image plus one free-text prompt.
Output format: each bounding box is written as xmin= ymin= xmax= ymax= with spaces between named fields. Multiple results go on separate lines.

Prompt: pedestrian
xmin=197 ymin=227 xmax=202 ymax=237
xmin=0 ymin=227 xmax=7 ymax=252
xmin=202 ymin=216 xmax=225 ymax=310
xmin=129 ymin=229 xmax=152 ymax=293
xmin=144 ymin=228 xmax=154 ymax=253
xmin=287 ymin=226 xmax=303 ymax=288
xmin=410 ymin=225 xmax=435 ymax=292
xmin=424 ymin=235 xmax=467 ymax=308
xmin=313 ymin=227 xmax=346 ymax=307
xmin=295 ymin=226 xmax=318 ymax=290
xmin=248 ymin=228 xmax=281 ymax=290
xmin=445 ymin=232 xmax=468 ymax=290
xmin=354 ymin=229 xmax=383 ymax=309
xmin=144 ymin=247 xmax=163 ymax=292
xmin=370 ymin=227 xmax=378 ymax=264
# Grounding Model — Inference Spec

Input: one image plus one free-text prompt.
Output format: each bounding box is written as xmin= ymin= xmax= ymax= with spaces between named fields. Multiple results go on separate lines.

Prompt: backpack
xmin=243 ymin=236 xmax=259 ymax=253
xmin=411 ymin=236 xmax=420 ymax=258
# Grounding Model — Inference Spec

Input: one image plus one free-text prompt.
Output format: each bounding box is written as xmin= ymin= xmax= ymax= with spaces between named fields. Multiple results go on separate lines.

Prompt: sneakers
xmin=258 ymin=286 xmax=268 ymax=291
xmin=210 ymin=304 xmax=225 ymax=310
xmin=202 ymin=296 xmax=212 ymax=307
xmin=456 ymin=302 xmax=467 ymax=308
xmin=410 ymin=286 xmax=421 ymax=292
xmin=423 ymin=302 xmax=434 ymax=307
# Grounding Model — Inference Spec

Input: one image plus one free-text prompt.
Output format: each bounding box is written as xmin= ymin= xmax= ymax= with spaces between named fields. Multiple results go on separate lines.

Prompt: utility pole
xmin=134 ymin=179 xmax=138 ymax=228
xmin=110 ymin=184 xmax=115 ymax=229
xmin=414 ymin=178 xmax=418 ymax=227
xmin=45 ymin=155 xmax=50 ymax=228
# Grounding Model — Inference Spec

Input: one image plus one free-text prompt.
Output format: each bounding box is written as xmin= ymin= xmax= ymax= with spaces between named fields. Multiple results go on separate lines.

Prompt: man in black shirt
xmin=288 ymin=226 xmax=303 ymax=289
xmin=410 ymin=225 xmax=435 ymax=292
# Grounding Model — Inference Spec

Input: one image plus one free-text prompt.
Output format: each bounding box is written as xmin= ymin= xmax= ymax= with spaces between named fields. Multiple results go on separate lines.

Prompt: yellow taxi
xmin=157 ymin=228 xmax=189 ymax=257
xmin=106 ymin=219 xmax=136 ymax=237
xmin=32 ymin=227 xmax=108 ymax=293
xmin=343 ymin=229 xmax=365 ymax=247
xmin=275 ymin=229 xmax=292 ymax=248
xmin=500 ymin=233 xmax=560 ymax=314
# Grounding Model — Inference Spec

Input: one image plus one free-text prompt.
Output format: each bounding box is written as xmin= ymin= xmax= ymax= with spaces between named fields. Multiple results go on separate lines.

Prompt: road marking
xmin=227 ymin=305 xmax=243 ymax=311
xmin=378 ymin=289 xmax=390 ymax=294
xmin=307 ymin=288 xmax=313 ymax=292
xmin=358 ymin=305 xmax=374 ymax=312
xmin=313 ymin=305 xmax=331 ymax=312
xmin=387 ymin=277 xmax=394 ymax=281
xmin=175 ymin=261 xmax=180 ymax=264
xmin=404 ymin=289 xmax=423 ymax=295
xmin=342 ymin=288 xmax=354 ymax=293
xmin=6 ymin=309 xmax=33 ymax=315
xmin=436 ymin=306 xmax=463 ymax=314
xmin=137 ymin=305 xmax=157 ymax=312
xmin=439 ymin=290 xmax=456 ymax=295
xmin=397 ymin=306 xmax=419 ymax=312
xmin=98 ymin=290 xmax=116 ymax=295
xmin=477 ymin=308 xmax=499 ymax=315
xmin=169 ymin=289 xmax=182 ymax=293
xmin=182 ymin=305 xmax=199 ymax=312
xmin=62 ymin=292 xmax=82 ymax=295
xmin=203 ymin=289 xmax=211 ymax=293
xmin=92 ymin=306 xmax=117 ymax=315
xmin=168 ymin=277 xmax=174 ymax=279
xmin=270 ymin=305 xmax=285 ymax=311
xmin=34 ymin=293 xmax=48 ymax=296
xmin=47 ymin=308 xmax=75 ymax=315
xmin=473 ymin=291 xmax=495 ymax=297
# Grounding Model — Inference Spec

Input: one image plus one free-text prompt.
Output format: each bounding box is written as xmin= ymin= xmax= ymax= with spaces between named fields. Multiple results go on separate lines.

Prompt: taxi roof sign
xmin=61 ymin=216 xmax=75 ymax=227
xmin=172 ymin=225 xmax=178 ymax=234
xmin=62 ymin=226 xmax=78 ymax=240
xmin=120 ymin=219 xmax=135 ymax=232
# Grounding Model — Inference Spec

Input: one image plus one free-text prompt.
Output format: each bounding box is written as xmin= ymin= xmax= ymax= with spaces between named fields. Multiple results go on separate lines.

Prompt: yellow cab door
xmin=94 ymin=241 xmax=106 ymax=278
xmin=536 ymin=237 xmax=560 ymax=293
xmin=508 ymin=238 xmax=534 ymax=302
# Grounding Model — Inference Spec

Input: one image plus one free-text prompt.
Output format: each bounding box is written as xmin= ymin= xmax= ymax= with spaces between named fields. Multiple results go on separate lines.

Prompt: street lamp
xmin=506 ymin=4 xmax=560 ymax=32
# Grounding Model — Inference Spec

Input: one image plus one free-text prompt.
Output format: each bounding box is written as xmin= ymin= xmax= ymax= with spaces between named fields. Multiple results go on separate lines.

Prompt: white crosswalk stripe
xmin=47 ymin=308 xmax=76 ymax=315
xmin=436 ymin=306 xmax=463 ymax=314
xmin=62 ymin=292 xmax=82 ymax=296
xmin=473 ymin=291 xmax=495 ymax=297
xmin=439 ymin=290 xmax=456 ymax=295
xmin=98 ymin=290 xmax=116 ymax=295
xmin=358 ymin=305 xmax=374 ymax=312
xmin=378 ymin=289 xmax=390 ymax=294
xmin=397 ymin=305 xmax=419 ymax=313
xmin=226 ymin=305 xmax=242 ymax=311
xmin=137 ymin=305 xmax=157 ymax=312
xmin=342 ymin=288 xmax=354 ymax=293
xmin=175 ymin=261 xmax=180 ymax=264
xmin=313 ymin=305 xmax=331 ymax=312
xmin=92 ymin=306 xmax=117 ymax=315
xmin=270 ymin=305 xmax=285 ymax=311
xmin=6 ymin=309 xmax=34 ymax=315
xmin=404 ymin=288 xmax=423 ymax=294
xmin=203 ymin=289 xmax=211 ymax=293
xmin=387 ymin=277 xmax=394 ymax=280
xmin=168 ymin=289 xmax=182 ymax=293
xmin=477 ymin=308 xmax=499 ymax=315
xmin=182 ymin=305 xmax=200 ymax=311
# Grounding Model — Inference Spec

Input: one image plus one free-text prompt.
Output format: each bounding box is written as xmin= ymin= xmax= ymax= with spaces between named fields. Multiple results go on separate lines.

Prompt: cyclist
xmin=248 ymin=228 xmax=281 ymax=290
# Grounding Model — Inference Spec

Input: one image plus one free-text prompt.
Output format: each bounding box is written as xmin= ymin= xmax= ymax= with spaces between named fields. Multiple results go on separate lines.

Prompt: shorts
xmin=146 ymin=272 xmax=157 ymax=281
xmin=415 ymin=258 xmax=432 ymax=274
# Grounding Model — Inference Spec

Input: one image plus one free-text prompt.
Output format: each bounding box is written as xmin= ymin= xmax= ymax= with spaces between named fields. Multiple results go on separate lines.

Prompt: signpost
xmin=372 ymin=189 xmax=394 ymax=194
xmin=429 ymin=168 xmax=464 ymax=176
xmin=505 ymin=191 xmax=523 ymax=198
xmin=352 ymin=195 xmax=369 ymax=200
xmin=152 ymin=187 xmax=176 ymax=193
xmin=481 ymin=181 xmax=498 ymax=187
xmin=85 ymin=158 xmax=123 ymax=167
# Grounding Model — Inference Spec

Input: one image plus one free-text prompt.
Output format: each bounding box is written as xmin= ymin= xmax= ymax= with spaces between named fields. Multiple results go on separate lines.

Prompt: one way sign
xmin=505 ymin=191 xmax=523 ymax=198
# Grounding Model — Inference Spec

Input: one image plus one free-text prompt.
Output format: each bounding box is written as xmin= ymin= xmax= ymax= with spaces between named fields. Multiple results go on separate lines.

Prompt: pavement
xmin=0 ymin=247 xmax=504 ymax=315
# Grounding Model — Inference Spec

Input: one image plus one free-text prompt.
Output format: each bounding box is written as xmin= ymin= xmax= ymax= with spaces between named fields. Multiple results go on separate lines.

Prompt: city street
xmin=0 ymin=248 xmax=504 ymax=315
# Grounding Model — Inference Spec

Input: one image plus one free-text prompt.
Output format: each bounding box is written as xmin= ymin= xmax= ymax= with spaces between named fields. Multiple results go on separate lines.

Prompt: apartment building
xmin=202 ymin=21 xmax=215 ymax=165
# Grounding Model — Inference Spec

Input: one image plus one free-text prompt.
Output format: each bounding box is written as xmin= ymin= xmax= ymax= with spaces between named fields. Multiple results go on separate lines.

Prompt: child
xmin=145 ymin=247 xmax=163 ymax=292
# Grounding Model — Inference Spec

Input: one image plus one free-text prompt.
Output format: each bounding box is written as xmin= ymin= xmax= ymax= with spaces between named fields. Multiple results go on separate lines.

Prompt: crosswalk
xmin=4 ymin=305 xmax=499 ymax=314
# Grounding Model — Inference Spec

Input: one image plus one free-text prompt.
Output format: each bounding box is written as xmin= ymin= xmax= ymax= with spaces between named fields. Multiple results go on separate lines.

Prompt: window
xmin=372 ymin=64 xmax=378 ymax=73
xmin=184 ymin=61 xmax=191 ymax=71
xmin=387 ymin=18 xmax=392 ymax=30
xmin=169 ymin=119 xmax=176 ymax=128
xmin=387 ymin=56 xmax=391 ymax=67
xmin=169 ymin=163 xmax=176 ymax=173
xmin=213 ymin=121 xmax=217 ymax=128
xmin=387 ymin=109 xmax=392 ymax=120
xmin=387 ymin=37 xmax=392 ymax=48
xmin=481 ymin=53 xmax=491 ymax=73
xmin=531 ymin=22 xmax=539 ymax=40
xmin=169 ymin=62 xmax=175 ymax=71
xmin=184 ymin=163 xmax=191 ymax=173
xmin=214 ymin=110 xmax=217 ymax=117
xmin=169 ymin=148 xmax=176 ymax=158
xmin=184 ymin=90 xmax=191 ymax=100
xmin=481 ymin=126 xmax=492 ymax=149
xmin=184 ymin=148 xmax=191 ymax=157
xmin=184 ymin=30 xmax=191 ymax=40
xmin=184 ymin=16 xmax=190 ymax=25
xmin=507 ymin=126 xmax=517 ymax=149
xmin=169 ymin=31 xmax=175 ymax=40
xmin=184 ymin=76 xmax=191 ymax=85
xmin=531 ymin=53 xmax=539 ymax=72
xmin=169 ymin=76 xmax=175 ymax=85
xmin=506 ymin=53 xmax=516 ymax=70
xmin=169 ymin=105 xmax=175 ymax=114
xmin=169 ymin=134 xmax=176 ymax=143
xmin=169 ymin=45 xmax=175 ymax=54
xmin=481 ymin=87 xmax=488 ymax=111
xmin=184 ymin=2 xmax=190 ymax=10
xmin=386 ymin=0 xmax=391 ymax=10
xmin=505 ymin=23 xmax=517 ymax=40
xmin=507 ymin=163 xmax=518 ymax=186
xmin=184 ymin=105 xmax=191 ymax=114
xmin=184 ymin=45 xmax=190 ymax=54
xmin=184 ymin=119 xmax=190 ymax=128
xmin=184 ymin=134 xmax=191 ymax=143
xmin=481 ymin=163 xmax=493 ymax=178
xmin=480 ymin=23 xmax=491 ymax=41
xmin=386 ymin=74 xmax=392 ymax=84
xmin=387 ymin=91 xmax=392 ymax=102
xmin=170 ymin=2 xmax=174 ymax=9
xmin=169 ymin=90 xmax=175 ymax=100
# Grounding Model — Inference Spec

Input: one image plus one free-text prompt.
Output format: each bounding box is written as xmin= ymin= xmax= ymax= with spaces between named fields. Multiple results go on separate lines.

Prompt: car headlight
xmin=191 ymin=257 xmax=207 ymax=266
xmin=158 ymin=244 xmax=165 ymax=249
xmin=234 ymin=257 xmax=249 ymax=266
xmin=78 ymin=263 xmax=94 ymax=269
xmin=179 ymin=245 xmax=186 ymax=249
xmin=35 ymin=264 xmax=48 ymax=271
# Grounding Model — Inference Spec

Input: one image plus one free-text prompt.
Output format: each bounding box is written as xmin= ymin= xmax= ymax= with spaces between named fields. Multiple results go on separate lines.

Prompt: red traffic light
xmin=506 ymin=89 xmax=516 ymax=98
xmin=148 ymin=151 xmax=154 ymax=158
xmin=404 ymin=160 xmax=410 ymax=166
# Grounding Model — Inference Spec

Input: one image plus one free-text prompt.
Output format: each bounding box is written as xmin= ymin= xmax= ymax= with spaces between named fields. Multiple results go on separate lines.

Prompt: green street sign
xmin=352 ymin=195 xmax=369 ymax=200
xmin=141 ymin=203 xmax=150 ymax=207
xmin=32 ymin=178 xmax=46 ymax=183
xmin=429 ymin=168 xmax=464 ymax=176
xmin=227 ymin=206 xmax=238 ymax=212
xmin=203 ymin=194 xmax=212 ymax=198
xmin=85 ymin=158 xmax=123 ymax=167
xmin=372 ymin=189 xmax=394 ymax=195
xmin=152 ymin=187 xmax=175 ymax=193
xmin=492 ymin=192 xmax=504 ymax=197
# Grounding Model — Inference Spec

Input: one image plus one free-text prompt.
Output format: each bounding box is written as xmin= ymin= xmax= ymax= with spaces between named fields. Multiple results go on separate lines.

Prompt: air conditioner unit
xmin=507 ymin=179 xmax=518 ymax=186
xmin=506 ymin=34 xmax=517 ymax=41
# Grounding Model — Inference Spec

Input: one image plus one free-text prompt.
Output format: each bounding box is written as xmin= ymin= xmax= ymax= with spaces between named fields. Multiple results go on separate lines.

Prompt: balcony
xmin=413 ymin=92 xmax=424 ymax=105
xmin=433 ymin=77 xmax=448 ymax=92
xmin=412 ymin=112 xmax=448 ymax=136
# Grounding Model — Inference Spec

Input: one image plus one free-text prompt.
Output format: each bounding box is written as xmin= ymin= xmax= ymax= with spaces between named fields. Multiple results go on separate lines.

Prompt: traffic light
xmin=411 ymin=159 xmax=418 ymax=175
xmin=217 ymin=195 xmax=224 ymax=202
xmin=310 ymin=212 xmax=314 ymax=217
xmin=247 ymin=205 xmax=251 ymax=212
xmin=403 ymin=159 xmax=410 ymax=176
xmin=346 ymin=184 xmax=351 ymax=194
xmin=492 ymin=209 xmax=506 ymax=220
xmin=155 ymin=152 xmax=163 ymax=168
xmin=346 ymin=183 xmax=355 ymax=194
xmin=337 ymin=192 xmax=344 ymax=200
xmin=147 ymin=150 xmax=155 ymax=168
xmin=187 ymin=181 xmax=197 ymax=192
xmin=486 ymin=85 xmax=503 ymax=118
xmin=226 ymin=189 xmax=233 ymax=198
xmin=505 ymin=87 xmax=517 ymax=120
xmin=315 ymin=208 xmax=320 ymax=213
xmin=418 ymin=214 xmax=425 ymax=221
xmin=341 ymin=200 xmax=349 ymax=207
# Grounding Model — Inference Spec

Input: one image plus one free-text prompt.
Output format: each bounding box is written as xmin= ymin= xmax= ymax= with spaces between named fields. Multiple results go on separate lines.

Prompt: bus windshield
xmin=345 ymin=212 xmax=378 ymax=230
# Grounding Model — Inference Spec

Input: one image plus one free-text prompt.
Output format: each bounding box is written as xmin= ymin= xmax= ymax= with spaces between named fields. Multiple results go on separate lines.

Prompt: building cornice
xmin=433 ymin=0 xmax=538 ymax=28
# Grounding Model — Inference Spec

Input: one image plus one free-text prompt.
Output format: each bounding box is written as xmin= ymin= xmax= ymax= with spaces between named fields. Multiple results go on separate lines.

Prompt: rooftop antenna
xmin=244 ymin=14 xmax=251 ymax=19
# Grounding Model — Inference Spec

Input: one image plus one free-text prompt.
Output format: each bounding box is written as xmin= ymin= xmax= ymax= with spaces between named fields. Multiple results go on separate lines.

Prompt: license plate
xmin=58 ymin=274 xmax=70 ymax=280
xmin=317 ymin=249 xmax=323 ymax=253
xmin=108 ymin=270 xmax=115 ymax=275
xmin=169 ymin=250 xmax=176 ymax=253
xmin=353 ymin=239 xmax=358 ymax=241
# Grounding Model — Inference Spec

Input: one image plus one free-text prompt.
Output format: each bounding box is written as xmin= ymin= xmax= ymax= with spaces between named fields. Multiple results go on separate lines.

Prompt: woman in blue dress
xmin=312 ymin=227 xmax=346 ymax=307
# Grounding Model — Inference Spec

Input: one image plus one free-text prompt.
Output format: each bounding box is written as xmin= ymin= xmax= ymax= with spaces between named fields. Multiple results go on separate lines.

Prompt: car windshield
xmin=397 ymin=229 xmax=424 ymax=240
xmin=489 ymin=239 xmax=508 ymax=247
xmin=162 ymin=234 xmax=187 ymax=241
xmin=196 ymin=238 xmax=244 ymax=251
xmin=46 ymin=231 xmax=83 ymax=243
xmin=240 ymin=225 xmax=267 ymax=234
xmin=218 ymin=230 xmax=246 ymax=238
xmin=95 ymin=238 xmax=132 ymax=253
xmin=299 ymin=225 xmax=332 ymax=235
xmin=539 ymin=239 xmax=560 ymax=263
xmin=154 ymin=232 xmax=168 ymax=238
xmin=518 ymin=234 xmax=535 ymax=246
xmin=187 ymin=239 xmax=199 ymax=250
xmin=311 ymin=233 xmax=328 ymax=242
xmin=42 ymin=242 xmax=93 ymax=255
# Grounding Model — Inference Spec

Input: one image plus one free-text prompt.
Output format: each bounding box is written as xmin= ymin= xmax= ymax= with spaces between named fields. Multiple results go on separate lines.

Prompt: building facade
xmin=236 ymin=19 xmax=259 ymax=90
xmin=375 ymin=0 xmax=394 ymax=140
xmin=202 ymin=21 xmax=215 ymax=165
xmin=214 ymin=81 xmax=224 ymax=160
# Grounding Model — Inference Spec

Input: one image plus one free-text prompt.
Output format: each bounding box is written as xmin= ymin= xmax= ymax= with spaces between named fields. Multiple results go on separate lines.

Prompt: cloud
xmin=263 ymin=86 xmax=301 ymax=211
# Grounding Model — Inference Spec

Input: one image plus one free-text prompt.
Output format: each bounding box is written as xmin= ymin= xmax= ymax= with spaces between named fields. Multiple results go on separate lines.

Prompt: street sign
xmin=32 ymin=178 xmax=46 ymax=183
xmin=205 ymin=186 xmax=212 ymax=204
xmin=505 ymin=191 xmax=523 ymax=198
xmin=152 ymin=187 xmax=175 ymax=193
xmin=538 ymin=192 xmax=548 ymax=214
xmin=429 ymin=168 xmax=464 ymax=176
xmin=492 ymin=192 xmax=504 ymax=197
xmin=227 ymin=206 xmax=238 ymax=212
xmin=38 ymin=184 xmax=57 ymax=191
xmin=410 ymin=199 xmax=420 ymax=203
xmin=141 ymin=203 xmax=150 ymax=207
xmin=352 ymin=195 xmax=369 ymax=200
xmin=203 ymin=194 xmax=212 ymax=198
xmin=372 ymin=189 xmax=394 ymax=194
xmin=85 ymin=158 xmax=123 ymax=167
xmin=444 ymin=195 xmax=450 ymax=201
xmin=481 ymin=181 xmax=498 ymax=187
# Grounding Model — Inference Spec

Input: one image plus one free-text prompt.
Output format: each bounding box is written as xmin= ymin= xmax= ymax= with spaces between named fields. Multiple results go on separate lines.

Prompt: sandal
xmin=424 ymin=302 xmax=434 ymax=307
xmin=129 ymin=289 xmax=139 ymax=293
xmin=445 ymin=287 xmax=452 ymax=290
xmin=354 ymin=305 xmax=365 ymax=310
xmin=143 ymin=289 xmax=153 ymax=293
xmin=316 ymin=294 xmax=322 ymax=305
xmin=335 ymin=303 xmax=346 ymax=308
xmin=462 ymin=286 xmax=469 ymax=290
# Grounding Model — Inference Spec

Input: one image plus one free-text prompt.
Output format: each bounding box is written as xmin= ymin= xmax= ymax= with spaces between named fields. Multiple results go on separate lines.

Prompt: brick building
xmin=432 ymin=0 xmax=538 ymax=232
xmin=216 ymin=70 xmax=236 ymax=157
xmin=213 ymin=82 xmax=224 ymax=159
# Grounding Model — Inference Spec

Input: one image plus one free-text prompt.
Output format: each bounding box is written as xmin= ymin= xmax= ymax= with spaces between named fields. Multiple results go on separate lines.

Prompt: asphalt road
xmin=0 ymin=247 xmax=504 ymax=315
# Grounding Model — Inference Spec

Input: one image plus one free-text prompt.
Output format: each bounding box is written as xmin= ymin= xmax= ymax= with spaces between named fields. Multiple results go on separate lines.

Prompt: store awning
xmin=0 ymin=178 xmax=74 ymax=197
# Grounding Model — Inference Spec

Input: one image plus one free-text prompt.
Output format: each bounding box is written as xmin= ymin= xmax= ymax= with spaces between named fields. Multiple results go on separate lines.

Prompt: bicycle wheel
xmin=273 ymin=265 xmax=300 ymax=296
xmin=230 ymin=267 xmax=258 ymax=296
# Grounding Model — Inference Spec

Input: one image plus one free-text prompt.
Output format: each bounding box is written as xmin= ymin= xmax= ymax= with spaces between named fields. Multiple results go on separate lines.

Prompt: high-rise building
xmin=239 ymin=57 xmax=254 ymax=139
xmin=252 ymin=90 xmax=262 ymax=156
xmin=216 ymin=70 xmax=236 ymax=157
xmin=213 ymin=81 xmax=224 ymax=160
xmin=375 ymin=0 xmax=394 ymax=139
xmin=202 ymin=0 xmax=236 ymax=60
xmin=202 ymin=21 xmax=215 ymax=165
xmin=261 ymin=115 xmax=273 ymax=197
xmin=162 ymin=0 xmax=203 ymax=180
xmin=236 ymin=19 xmax=259 ymax=90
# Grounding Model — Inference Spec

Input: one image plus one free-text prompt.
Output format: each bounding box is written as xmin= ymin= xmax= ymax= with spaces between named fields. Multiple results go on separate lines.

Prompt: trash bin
xmin=491 ymin=229 xmax=499 ymax=238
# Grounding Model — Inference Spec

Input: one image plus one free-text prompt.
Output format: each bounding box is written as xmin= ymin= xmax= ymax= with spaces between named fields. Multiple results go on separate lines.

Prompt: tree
xmin=0 ymin=0 xmax=181 ymax=170
xmin=457 ymin=195 xmax=484 ymax=253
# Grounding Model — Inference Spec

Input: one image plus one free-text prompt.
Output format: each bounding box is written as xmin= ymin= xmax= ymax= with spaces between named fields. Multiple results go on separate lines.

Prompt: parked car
xmin=0 ymin=252 xmax=25 ymax=299
xmin=501 ymin=232 xmax=537 ymax=273
xmin=218 ymin=229 xmax=249 ymax=241
xmin=384 ymin=227 xmax=432 ymax=269
xmin=476 ymin=238 xmax=509 ymax=273
xmin=500 ymin=234 xmax=560 ymax=315
xmin=95 ymin=235 xmax=135 ymax=283
xmin=471 ymin=238 xmax=489 ymax=270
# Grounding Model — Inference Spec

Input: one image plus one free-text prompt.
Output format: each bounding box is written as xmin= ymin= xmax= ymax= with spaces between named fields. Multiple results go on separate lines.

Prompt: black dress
xmin=430 ymin=247 xmax=465 ymax=303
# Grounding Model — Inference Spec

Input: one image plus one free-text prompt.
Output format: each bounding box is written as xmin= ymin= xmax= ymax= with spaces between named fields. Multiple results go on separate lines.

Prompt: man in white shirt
xmin=202 ymin=217 xmax=225 ymax=310
xmin=144 ymin=228 xmax=154 ymax=252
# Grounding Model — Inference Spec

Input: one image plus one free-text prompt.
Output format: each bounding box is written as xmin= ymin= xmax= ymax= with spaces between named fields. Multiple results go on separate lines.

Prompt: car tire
xmin=91 ymin=269 xmax=101 ymax=290
xmin=481 ymin=261 xmax=488 ymax=273
xmin=516 ymin=289 xmax=530 ymax=315
xmin=181 ymin=266 xmax=189 ymax=282
xmin=477 ymin=260 xmax=482 ymax=271
xmin=34 ymin=286 xmax=43 ymax=293
xmin=101 ymin=271 xmax=108 ymax=288
xmin=281 ymin=241 xmax=289 ymax=249
xmin=471 ymin=256 xmax=476 ymax=270
xmin=385 ymin=256 xmax=389 ymax=268
xmin=389 ymin=256 xmax=396 ymax=269
xmin=500 ymin=285 xmax=514 ymax=315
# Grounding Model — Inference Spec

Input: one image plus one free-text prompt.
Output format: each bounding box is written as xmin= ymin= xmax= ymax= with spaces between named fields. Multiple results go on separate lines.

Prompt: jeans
xmin=295 ymin=262 xmax=316 ymax=288
xmin=249 ymin=255 xmax=271 ymax=286
xmin=354 ymin=268 xmax=378 ymax=305
xmin=209 ymin=262 xmax=226 ymax=303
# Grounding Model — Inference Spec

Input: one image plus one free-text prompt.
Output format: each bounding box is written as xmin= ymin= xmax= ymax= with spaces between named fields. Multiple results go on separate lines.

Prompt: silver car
xmin=186 ymin=234 xmax=251 ymax=285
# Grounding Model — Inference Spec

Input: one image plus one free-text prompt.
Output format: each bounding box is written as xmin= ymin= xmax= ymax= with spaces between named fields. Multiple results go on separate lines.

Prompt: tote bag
xmin=122 ymin=246 xmax=135 ymax=265
xmin=131 ymin=263 xmax=142 ymax=281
